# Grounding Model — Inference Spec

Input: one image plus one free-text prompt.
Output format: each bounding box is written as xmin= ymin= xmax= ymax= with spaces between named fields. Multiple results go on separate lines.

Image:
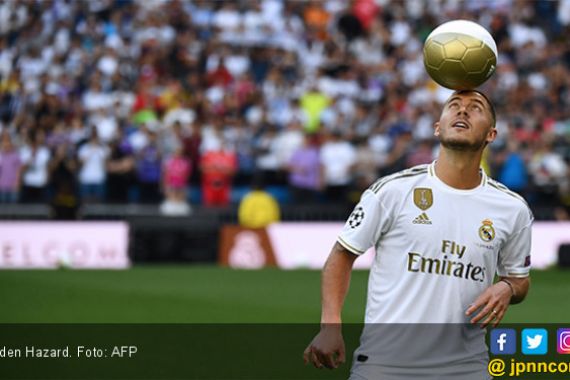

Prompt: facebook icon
xmin=490 ymin=329 xmax=516 ymax=355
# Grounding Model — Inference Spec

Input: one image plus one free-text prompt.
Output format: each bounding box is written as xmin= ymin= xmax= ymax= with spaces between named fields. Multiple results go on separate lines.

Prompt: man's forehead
xmin=444 ymin=89 xmax=496 ymax=127
xmin=447 ymin=91 xmax=487 ymax=104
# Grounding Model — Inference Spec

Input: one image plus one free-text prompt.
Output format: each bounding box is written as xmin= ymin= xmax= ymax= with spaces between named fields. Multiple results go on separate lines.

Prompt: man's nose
xmin=457 ymin=105 xmax=468 ymax=115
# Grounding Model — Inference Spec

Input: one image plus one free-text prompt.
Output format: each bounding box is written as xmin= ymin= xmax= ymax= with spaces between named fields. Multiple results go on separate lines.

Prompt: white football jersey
xmin=340 ymin=162 xmax=532 ymax=377
xmin=339 ymin=161 xmax=533 ymax=324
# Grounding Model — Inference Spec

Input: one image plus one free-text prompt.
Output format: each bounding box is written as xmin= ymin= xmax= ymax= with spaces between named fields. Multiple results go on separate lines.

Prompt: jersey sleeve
xmin=337 ymin=189 xmax=391 ymax=255
xmin=497 ymin=208 xmax=533 ymax=278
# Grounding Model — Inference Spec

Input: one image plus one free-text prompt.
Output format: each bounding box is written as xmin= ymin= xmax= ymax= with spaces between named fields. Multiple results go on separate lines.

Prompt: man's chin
xmin=440 ymin=138 xmax=484 ymax=152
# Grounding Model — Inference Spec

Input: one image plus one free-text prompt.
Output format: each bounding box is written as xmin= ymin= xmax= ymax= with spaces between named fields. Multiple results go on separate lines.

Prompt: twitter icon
xmin=522 ymin=329 xmax=548 ymax=355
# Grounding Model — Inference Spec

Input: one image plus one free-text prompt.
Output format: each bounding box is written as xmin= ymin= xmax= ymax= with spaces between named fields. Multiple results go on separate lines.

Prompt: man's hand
xmin=303 ymin=325 xmax=345 ymax=369
xmin=465 ymin=281 xmax=513 ymax=328
xmin=303 ymin=244 xmax=356 ymax=369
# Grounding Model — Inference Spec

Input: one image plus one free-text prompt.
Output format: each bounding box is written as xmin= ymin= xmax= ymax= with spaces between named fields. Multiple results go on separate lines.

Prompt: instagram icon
xmin=558 ymin=329 xmax=570 ymax=354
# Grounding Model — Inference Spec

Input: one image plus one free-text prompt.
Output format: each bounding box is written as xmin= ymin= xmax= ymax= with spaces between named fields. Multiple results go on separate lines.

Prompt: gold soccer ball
xmin=423 ymin=20 xmax=498 ymax=90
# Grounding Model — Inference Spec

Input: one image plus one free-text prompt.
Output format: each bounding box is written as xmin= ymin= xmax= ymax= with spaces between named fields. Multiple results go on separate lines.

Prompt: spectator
xmin=320 ymin=131 xmax=356 ymax=203
xmin=49 ymin=142 xmax=78 ymax=219
xmin=273 ymin=120 xmax=305 ymax=176
xmin=406 ymin=138 xmax=435 ymax=168
xmin=254 ymin=125 xmax=281 ymax=185
xmin=497 ymin=141 xmax=529 ymax=193
xmin=68 ymin=117 xmax=89 ymax=146
xmin=20 ymin=131 xmax=51 ymax=203
xmin=106 ymin=135 xmax=135 ymax=203
xmin=161 ymin=145 xmax=191 ymax=216
xmin=528 ymin=135 xmax=568 ymax=210
xmin=78 ymin=129 xmax=109 ymax=203
xmin=0 ymin=133 xmax=22 ymax=203
xmin=303 ymin=0 xmax=330 ymax=40
xmin=353 ymin=137 xmax=378 ymax=193
xmin=288 ymin=133 xmax=323 ymax=204
xmin=381 ymin=124 xmax=414 ymax=175
xmin=185 ymin=122 xmax=203 ymax=186
xmin=300 ymin=84 xmax=330 ymax=133
xmin=135 ymin=130 xmax=162 ymax=204
xmin=200 ymin=142 xmax=237 ymax=207
xmin=206 ymin=55 xmax=234 ymax=88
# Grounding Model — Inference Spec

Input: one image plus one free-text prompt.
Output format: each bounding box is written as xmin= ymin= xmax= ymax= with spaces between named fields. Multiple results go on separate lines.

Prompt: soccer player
xmin=304 ymin=90 xmax=532 ymax=379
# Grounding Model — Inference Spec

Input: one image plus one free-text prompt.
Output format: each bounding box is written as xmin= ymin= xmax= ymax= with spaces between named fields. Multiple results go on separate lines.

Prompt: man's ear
xmin=486 ymin=127 xmax=497 ymax=144
xmin=434 ymin=121 xmax=440 ymax=137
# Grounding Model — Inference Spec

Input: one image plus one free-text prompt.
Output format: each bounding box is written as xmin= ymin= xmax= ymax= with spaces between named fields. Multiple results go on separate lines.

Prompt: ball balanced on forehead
xmin=423 ymin=20 xmax=498 ymax=90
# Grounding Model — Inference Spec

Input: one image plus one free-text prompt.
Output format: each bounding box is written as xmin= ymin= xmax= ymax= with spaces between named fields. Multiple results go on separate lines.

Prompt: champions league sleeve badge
xmin=348 ymin=206 xmax=365 ymax=229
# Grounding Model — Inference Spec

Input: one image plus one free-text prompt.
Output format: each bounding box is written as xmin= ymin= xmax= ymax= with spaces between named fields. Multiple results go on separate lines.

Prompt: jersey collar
xmin=428 ymin=160 xmax=487 ymax=194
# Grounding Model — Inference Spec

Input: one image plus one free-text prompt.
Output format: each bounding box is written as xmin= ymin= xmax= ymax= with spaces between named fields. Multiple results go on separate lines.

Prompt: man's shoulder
xmin=486 ymin=178 xmax=527 ymax=205
xmin=368 ymin=164 xmax=430 ymax=195
xmin=486 ymin=177 xmax=533 ymax=218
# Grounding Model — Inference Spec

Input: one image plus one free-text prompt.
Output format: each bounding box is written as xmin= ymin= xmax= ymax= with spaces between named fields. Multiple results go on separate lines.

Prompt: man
xmin=304 ymin=90 xmax=532 ymax=379
xmin=200 ymin=141 xmax=237 ymax=206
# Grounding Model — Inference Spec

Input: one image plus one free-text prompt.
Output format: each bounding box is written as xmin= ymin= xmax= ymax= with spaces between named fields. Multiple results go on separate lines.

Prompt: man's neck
xmin=434 ymin=149 xmax=484 ymax=190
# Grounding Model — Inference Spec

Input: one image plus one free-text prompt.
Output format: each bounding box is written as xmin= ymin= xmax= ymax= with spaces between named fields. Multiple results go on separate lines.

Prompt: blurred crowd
xmin=0 ymin=0 xmax=569 ymax=219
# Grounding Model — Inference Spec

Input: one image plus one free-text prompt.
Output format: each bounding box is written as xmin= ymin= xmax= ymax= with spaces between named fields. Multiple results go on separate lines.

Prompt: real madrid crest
xmin=478 ymin=219 xmax=495 ymax=242
xmin=413 ymin=188 xmax=433 ymax=211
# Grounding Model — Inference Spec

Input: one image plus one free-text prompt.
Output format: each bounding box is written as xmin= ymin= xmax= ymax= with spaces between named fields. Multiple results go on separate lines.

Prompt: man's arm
xmin=466 ymin=276 xmax=530 ymax=327
xmin=321 ymin=242 xmax=359 ymax=323
xmin=498 ymin=276 xmax=530 ymax=304
xmin=303 ymin=242 xmax=358 ymax=369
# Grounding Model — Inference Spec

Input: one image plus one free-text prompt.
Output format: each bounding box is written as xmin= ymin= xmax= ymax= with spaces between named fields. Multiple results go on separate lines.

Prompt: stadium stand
xmin=0 ymin=0 xmax=568 ymax=225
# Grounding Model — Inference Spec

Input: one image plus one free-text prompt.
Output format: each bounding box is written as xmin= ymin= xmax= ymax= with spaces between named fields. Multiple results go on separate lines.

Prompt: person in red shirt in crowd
xmin=200 ymin=142 xmax=237 ymax=206
xmin=206 ymin=56 xmax=233 ymax=88
xmin=353 ymin=0 xmax=379 ymax=31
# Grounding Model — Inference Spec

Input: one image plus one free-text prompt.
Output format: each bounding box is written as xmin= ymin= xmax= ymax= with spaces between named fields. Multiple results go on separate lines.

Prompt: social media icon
xmin=522 ymin=329 xmax=548 ymax=355
xmin=490 ymin=329 xmax=516 ymax=354
xmin=557 ymin=328 xmax=570 ymax=354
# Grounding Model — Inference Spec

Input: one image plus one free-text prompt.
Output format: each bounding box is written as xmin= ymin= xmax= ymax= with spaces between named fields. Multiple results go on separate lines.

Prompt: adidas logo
xmin=412 ymin=213 xmax=432 ymax=225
